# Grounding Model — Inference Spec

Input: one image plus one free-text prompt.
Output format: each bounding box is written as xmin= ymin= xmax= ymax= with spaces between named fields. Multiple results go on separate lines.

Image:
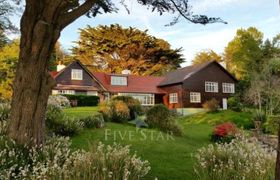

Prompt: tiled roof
xmin=92 ymin=72 xmax=166 ymax=94
xmin=50 ymin=71 xmax=59 ymax=78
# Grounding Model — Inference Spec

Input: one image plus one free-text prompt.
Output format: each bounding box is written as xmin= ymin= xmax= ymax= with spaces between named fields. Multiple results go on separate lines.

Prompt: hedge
xmin=63 ymin=94 xmax=99 ymax=107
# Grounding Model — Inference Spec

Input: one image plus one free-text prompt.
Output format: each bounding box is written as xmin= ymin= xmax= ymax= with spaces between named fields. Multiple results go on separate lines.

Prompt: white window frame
xmin=190 ymin=92 xmax=201 ymax=103
xmin=71 ymin=69 xmax=83 ymax=80
xmin=111 ymin=76 xmax=127 ymax=86
xmin=205 ymin=82 xmax=219 ymax=93
xmin=104 ymin=92 xmax=110 ymax=101
xmin=169 ymin=93 xmax=178 ymax=104
xmin=222 ymin=83 xmax=235 ymax=93
xmin=118 ymin=93 xmax=154 ymax=106
xmin=58 ymin=90 xmax=75 ymax=95
xmin=87 ymin=91 xmax=98 ymax=96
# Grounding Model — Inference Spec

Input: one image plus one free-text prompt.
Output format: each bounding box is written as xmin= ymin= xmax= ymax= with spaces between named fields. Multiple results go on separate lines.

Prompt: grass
xmin=63 ymin=106 xmax=99 ymax=118
xmin=63 ymin=107 xmax=211 ymax=179
xmin=70 ymin=122 xmax=212 ymax=180
xmin=184 ymin=110 xmax=254 ymax=129
xmin=63 ymin=107 xmax=251 ymax=179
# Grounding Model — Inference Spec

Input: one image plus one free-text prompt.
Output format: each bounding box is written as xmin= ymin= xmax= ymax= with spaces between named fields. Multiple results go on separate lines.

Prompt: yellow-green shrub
xmin=203 ymin=98 xmax=220 ymax=112
xmin=112 ymin=96 xmax=143 ymax=119
xmin=146 ymin=104 xmax=182 ymax=136
xmin=99 ymin=100 xmax=130 ymax=123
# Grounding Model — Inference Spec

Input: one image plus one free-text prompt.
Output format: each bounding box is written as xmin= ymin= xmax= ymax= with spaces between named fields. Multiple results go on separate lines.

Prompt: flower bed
xmin=0 ymin=136 xmax=150 ymax=179
xmin=194 ymin=136 xmax=276 ymax=180
xmin=211 ymin=122 xmax=237 ymax=143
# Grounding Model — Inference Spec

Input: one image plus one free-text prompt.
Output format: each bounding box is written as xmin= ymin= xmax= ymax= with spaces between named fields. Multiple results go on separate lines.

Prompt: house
xmin=50 ymin=60 xmax=237 ymax=109
xmin=158 ymin=61 xmax=237 ymax=109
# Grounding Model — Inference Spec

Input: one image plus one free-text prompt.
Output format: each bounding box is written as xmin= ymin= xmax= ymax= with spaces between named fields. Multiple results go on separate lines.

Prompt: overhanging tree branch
xmin=59 ymin=0 xmax=97 ymax=28
xmin=169 ymin=0 xmax=227 ymax=25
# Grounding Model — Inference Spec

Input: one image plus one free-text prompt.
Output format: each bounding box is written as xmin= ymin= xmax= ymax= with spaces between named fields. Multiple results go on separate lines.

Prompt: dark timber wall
xmin=55 ymin=61 xmax=102 ymax=89
xmin=161 ymin=63 xmax=236 ymax=108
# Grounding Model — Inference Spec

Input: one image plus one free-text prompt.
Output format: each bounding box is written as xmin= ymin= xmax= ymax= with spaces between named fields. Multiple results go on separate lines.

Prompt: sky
xmin=10 ymin=0 xmax=280 ymax=66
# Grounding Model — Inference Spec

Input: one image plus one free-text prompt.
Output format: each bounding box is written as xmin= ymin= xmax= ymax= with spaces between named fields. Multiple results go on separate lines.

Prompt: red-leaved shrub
xmin=211 ymin=122 xmax=237 ymax=143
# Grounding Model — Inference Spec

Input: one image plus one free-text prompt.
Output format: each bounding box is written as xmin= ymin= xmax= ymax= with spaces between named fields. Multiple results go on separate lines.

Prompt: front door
xmin=222 ymin=98 xmax=228 ymax=110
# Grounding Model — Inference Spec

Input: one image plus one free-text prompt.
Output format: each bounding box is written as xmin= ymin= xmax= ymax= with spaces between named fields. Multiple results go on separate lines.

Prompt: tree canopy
xmin=0 ymin=39 xmax=68 ymax=99
xmin=224 ymin=27 xmax=280 ymax=80
xmin=49 ymin=42 xmax=69 ymax=71
xmin=224 ymin=27 xmax=264 ymax=80
xmin=0 ymin=31 xmax=8 ymax=49
xmin=0 ymin=39 xmax=19 ymax=100
xmin=72 ymin=24 xmax=184 ymax=76
xmin=192 ymin=49 xmax=222 ymax=65
xmin=245 ymin=58 xmax=280 ymax=115
xmin=0 ymin=0 xmax=16 ymax=32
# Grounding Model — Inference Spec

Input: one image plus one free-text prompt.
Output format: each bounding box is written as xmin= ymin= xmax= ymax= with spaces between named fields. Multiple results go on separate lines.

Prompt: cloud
xmin=190 ymin=0 xmax=253 ymax=12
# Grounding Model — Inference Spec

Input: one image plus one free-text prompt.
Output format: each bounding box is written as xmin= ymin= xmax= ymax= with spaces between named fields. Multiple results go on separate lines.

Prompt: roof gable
xmin=158 ymin=61 xmax=237 ymax=86
xmin=53 ymin=60 xmax=107 ymax=91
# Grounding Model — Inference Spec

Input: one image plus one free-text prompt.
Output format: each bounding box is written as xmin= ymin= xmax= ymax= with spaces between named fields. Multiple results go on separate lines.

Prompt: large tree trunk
xmin=7 ymin=0 xmax=97 ymax=147
xmin=7 ymin=2 xmax=61 ymax=146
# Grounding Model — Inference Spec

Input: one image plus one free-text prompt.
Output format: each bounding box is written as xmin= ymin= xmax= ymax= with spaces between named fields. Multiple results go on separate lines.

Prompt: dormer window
xmin=71 ymin=69 xmax=83 ymax=80
xmin=111 ymin=76 xmax=127 ymax=86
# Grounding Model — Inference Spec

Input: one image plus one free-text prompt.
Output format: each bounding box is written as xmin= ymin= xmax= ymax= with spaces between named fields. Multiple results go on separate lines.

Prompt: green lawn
xmin=63 ymin=107 xmax=249 ymax=179
xmin=70 ymin=122 xmax=211 ymax=180
xmin=63 ymin=106 xmax=212 ymax=179
xmin=63 ymin=106 xmax=99 ymax=118
xmin=185 ymin=110 xmax=253 ymax=129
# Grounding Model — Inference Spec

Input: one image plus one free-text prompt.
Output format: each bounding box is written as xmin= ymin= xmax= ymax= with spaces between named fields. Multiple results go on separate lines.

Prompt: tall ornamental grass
xmin=194 ymin=136 xmax=276 ymax=180
xmin=0 ymin=135 xmax=150 ymax=179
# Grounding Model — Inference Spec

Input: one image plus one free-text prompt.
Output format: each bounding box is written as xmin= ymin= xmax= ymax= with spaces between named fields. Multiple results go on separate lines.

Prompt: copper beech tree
xmin=6 ymin=0 xmax=226 ymax=147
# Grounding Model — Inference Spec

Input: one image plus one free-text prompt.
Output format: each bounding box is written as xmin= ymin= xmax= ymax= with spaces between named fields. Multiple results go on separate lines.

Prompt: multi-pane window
xmin=169 ymin=93 xmax=178 ymax=104
xmin=111 ymin=76 xmax=127 ymax=86
xmin=58 ymin=90 xmax=75 ymax=95
xmin=222 ymin=83 xmax=235 ymax=93
xmin=118 ymin=93 xmax=154 ymax=106
xmin=71 ymin=69 xmax=83 ymax=80
xmin=205 ymin=82 xmax=218 ymax=93
xmin=190 ymin=92 xmax=201 ymax=103
xmin=87 ymin=91 xmax=98 ymax=96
